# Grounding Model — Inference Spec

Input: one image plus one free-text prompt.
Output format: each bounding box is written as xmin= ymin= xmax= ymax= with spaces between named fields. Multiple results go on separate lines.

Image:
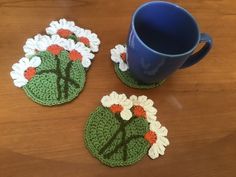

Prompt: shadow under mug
xmin=127 ymin=1 xmax=213 ymax=84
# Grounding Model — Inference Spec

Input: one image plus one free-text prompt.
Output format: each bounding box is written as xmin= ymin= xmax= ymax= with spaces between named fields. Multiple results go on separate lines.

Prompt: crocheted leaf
xmin=23 ymin=51 xmax=85 ymax=106
xmin=85 ymin=106 xmax=149 ymax=167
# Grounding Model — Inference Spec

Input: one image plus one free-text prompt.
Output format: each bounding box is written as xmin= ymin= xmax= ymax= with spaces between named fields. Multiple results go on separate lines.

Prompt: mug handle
xmin=180 ymin=33 xmax=213 ymax=69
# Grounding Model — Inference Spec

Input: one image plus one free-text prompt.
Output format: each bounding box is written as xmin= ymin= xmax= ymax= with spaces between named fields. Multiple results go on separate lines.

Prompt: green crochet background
xmin=85 ymin=106 xmax=149 ymax=167
xmin=114 ymin=64 xmax=165 ymax=89
xmin=23 ymin=51 xmax=86 ymax=106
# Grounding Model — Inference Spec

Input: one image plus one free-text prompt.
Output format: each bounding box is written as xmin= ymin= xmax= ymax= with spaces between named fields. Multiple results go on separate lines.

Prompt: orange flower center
xmin=133 ymin=105 xmax=146 ymax=118
xmin=79 ymin=37 xmax=90 ymax=47
xmin=57 ymin=29 xmax=73 ymax=38
xmin=120 ymin=52 xmax=126 ymax=62
xmin=24 ymin=67 xmax=36 ymax=81
xmin=47 ymin=44 xmax=64 ymax=55
xmin=110 ymin=104 xmax=123 ymax=113
xmin=144 ymin=131 xmax=157 ymax=145
xmin=69 ymin=50 xmax=82 ymax=62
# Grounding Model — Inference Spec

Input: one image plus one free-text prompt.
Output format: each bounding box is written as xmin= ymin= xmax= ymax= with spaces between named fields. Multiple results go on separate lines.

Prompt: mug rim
xmin=132 ymin=1 xmax=201 ymax=57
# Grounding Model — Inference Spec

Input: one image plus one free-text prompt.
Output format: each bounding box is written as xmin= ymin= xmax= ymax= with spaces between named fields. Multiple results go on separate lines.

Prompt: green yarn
xmin=85 ymin=106 xmax=149 ymax=167
xmin=114 ymin=64 xmax=165 ymax=89
xmin=23 ymin=50 xmax=85 ymax=106
xmin=68 ymin=34 xmax=78 ymax=42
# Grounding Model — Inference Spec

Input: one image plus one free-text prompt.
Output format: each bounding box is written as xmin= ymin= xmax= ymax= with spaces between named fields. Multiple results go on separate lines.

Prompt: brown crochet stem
xmin=98 ymin=114 xmax=137 ymax=161
xmin=36 ymin=56 xmax=79 ymax=100
xmin=64 ymin=61 xmax=73 ymax=99
xmin=103 ymin=135 xmax=144 ymax=159
xmin=37 ymin=70 xmax=79 ymax=88
xmin=55 ymin=56 xmax=62 ymax=100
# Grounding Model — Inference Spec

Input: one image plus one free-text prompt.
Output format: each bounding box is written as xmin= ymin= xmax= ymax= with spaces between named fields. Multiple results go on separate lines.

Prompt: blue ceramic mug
xmin=127 ymin=1 xmax=213 ymax=84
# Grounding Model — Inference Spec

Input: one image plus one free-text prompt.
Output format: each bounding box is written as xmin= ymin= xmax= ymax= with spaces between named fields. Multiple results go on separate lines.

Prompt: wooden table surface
xmin=0 ymin=0 xmax=235 ymax=176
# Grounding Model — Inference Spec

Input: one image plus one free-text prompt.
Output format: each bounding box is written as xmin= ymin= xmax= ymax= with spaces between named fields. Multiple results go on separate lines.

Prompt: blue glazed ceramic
xmin=127 ymin=1 xmax=213 ymax=84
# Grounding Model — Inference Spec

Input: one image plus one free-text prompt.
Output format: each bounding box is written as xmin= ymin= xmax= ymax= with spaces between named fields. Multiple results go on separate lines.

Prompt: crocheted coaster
xmin=23 ymin=51 xmax=85 ymax=106
xmin=111 ymin=44 xmax=165 ymax=89
xmin=85 ymin=91 xmax=170 ymax=167
xmin=10 ymin=19 xmax=100 ymax=106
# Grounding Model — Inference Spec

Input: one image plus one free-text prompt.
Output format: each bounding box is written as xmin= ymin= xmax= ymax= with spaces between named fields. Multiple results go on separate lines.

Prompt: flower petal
xmin=118 ymin=93 xmax=127 ymax=103
xmin=81 ymin=58 xmax=91 ymax=68
xmin=19 ymin=57 xmax=30 ymax=67
xmin=146 ymin=106 xmax=157 ymax=114
xmin=50 ymin=21 xmax=60 ymax=28
xmin=87 ymin=53 xmax=95 ymax=60
xmin=148 ymin=144 xmax=159 ymax=159
xmin=12 ymin=63 xmax=23 ymax=74
xmin=142 ymin=99 xmax=154 ymax=107
xmin=157 ymin=126 xmax=168 ymax=136
xmin=111 ymin=49 xmax=120 ymax=63
xmin=13 ymin=79 xmax=28 ymax=87
xmin=37 ymin=40 xmax=48 ymax=51
xmin=156 ymin=143 xmax=165 ymax=155
xmin=91 ymin=45 xmax=99 ymax=53
xmin=110 ymin=91 xmax=119 ymax=101
xmin=129 ymin=95 xmax=137 ymax=101
xmin=150 ymin=121 xmax=161 ymax=132
xmin=120 ymin=109 xmax=132 ymax=120
xmin=10 ymin=71 xmax=23 ymax=80
xmin=46 ymin=27 xmax=57 ymax=35
xmin=146 ymin=114 xmax=157 ymax=122
xmin=138 ymin=96 xmax=147 ymax=103
xmin=65 ymin=39 xmax=76 ymax=51
xmin=119 ymin=62 xmax=129 ymax=72
xmin=101 ymin=95 xmax=113 ymax=107
xmin=121 ymin=99 xmax=133 ymax=109
xmin=29 ymin=56 xmax=41 ymax=67
xmin=116 ymin=44 xmax=126 ymax=53
xmin=159 ymin=136 xmax=170 ymax=146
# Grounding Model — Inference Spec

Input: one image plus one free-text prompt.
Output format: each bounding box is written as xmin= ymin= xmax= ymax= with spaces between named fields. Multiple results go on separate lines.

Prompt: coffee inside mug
xmin=134 ymin=2 xmax=199 ymax=55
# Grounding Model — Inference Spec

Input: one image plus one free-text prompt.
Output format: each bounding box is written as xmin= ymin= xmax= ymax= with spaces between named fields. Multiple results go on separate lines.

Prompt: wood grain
xmin=0 ymin=0 xmax=235 ymax=176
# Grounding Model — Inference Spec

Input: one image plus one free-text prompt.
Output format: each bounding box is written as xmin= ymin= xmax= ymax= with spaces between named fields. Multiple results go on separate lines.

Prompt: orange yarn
xmin=144 ymin=131 xmax=157 ymax=145
xmin=133 ymin=105 xmax=146 ymax=118
xmin=110 ymin=104 xmax=123 ymax=113
xmin=79 ymin=37 xmax=90 ymax=47
xmin=120 ymin=52 xmax=126 ymax=62
xmin=24 ymin=67 xmax=36 ymax=80
xmin=69 ymin=50 xmax=82 ymax=62
xmin=57 ymin=29 xmax=73 ymax=38
xmin=47 ymin=44 xmax=64 ymax=55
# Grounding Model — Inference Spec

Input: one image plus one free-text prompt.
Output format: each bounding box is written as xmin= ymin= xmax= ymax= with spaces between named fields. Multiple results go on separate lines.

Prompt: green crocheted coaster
xmin=10 ymin=19 xmax=101 ymax=106
xmin=110 ymin=44 xmax=165 ymax=89
xmin=85 ymin=91 xmax=170 ymax=167
xmin=85 ymin=106 xmax=149 ymax=167
xmin=23 ymin=51 xmax=85 ymax=106
xmin=114 ymin=64 xmax=165 ymax=89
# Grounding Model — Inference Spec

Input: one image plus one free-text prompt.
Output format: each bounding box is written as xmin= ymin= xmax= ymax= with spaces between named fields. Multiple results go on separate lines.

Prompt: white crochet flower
xmin=145 ymin=121 xmax=170 ymax=159
xmin=23 ymin=34 xmax=44 ymax=57
xmin=10 ymin=57 xmax=41 ymax=87
xmin=37 ymin=35 xmax=67 ymax=52
xmin=110 ymin=44 xmax=128 ymax=72
xmin=129 ymin=95 xmax=157 ymax=123
xmin=46 ymin=18 xmax=79 ymax=38
xmin=65 ymin=39 xmax=94 ymax=68
xmin=74 ymin=27 xmax=101 ymax=52
xmin=101 ymin=91 xmax=133 ymax=120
